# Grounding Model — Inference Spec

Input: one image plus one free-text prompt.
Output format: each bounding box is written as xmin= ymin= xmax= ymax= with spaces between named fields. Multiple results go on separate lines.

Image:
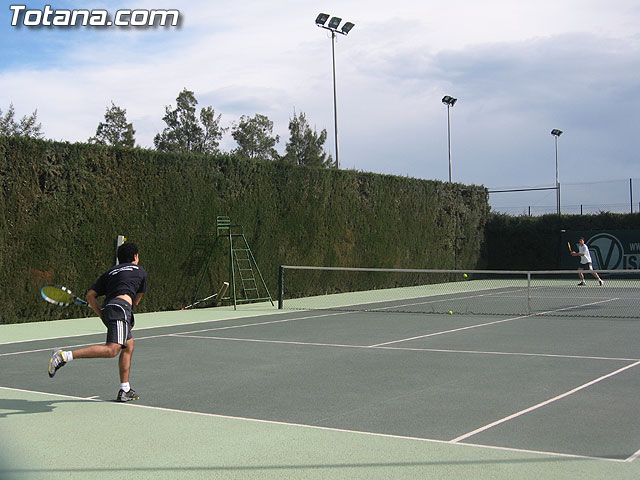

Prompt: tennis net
xmin=278 ymin=266 xmax=640 ymax=318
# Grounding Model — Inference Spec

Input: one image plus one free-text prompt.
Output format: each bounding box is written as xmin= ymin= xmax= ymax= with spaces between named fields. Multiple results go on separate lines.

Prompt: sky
xmin=2 ymin=0 xmax=639 ymax=215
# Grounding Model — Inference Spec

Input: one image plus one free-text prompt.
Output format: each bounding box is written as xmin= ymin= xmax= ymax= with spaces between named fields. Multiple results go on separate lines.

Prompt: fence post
xmin=278 ymin=266 xmax=284 ymax=309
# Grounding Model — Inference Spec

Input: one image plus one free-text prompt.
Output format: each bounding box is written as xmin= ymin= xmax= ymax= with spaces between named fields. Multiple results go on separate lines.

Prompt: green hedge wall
xmin=0 ymin=136 xmax=490 ymax=324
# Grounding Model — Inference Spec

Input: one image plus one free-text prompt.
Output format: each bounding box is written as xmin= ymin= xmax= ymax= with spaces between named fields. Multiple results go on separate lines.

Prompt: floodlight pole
xmin=316 ymin=14 xmax=355 ymax=170
xmin=442 ymin=96 xmax=457 ymax=182
xmin=555 ymin=136 xmax=559 ymax=215
xmin=330 ymin=30 xmax=340 ymax=169
xmin=551 ymin=129 xmax=563 ymax=215
xmin=446 ymin=104 xmax=452 ymax=182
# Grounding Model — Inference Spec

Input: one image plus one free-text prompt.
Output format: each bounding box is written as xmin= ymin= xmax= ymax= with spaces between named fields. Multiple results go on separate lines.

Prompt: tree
xmin=231 ymin=114 xmax=280 ymax=161
xmin=200 ymin=105 xmax=226 ymax=155
xmin=283 ymin=110 xmax=332 ymax=167
xmin=89 ymin=102 xmax=135 ymax=147
xmin=154 ymin=88 xmax=225 ymax=155
xmin=0 ymin=103 xmax=43 ymax=138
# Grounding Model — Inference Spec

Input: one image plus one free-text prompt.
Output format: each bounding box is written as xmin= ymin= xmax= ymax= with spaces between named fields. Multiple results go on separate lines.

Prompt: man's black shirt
xmin=90 ymin=263 xmax=147 ymax=304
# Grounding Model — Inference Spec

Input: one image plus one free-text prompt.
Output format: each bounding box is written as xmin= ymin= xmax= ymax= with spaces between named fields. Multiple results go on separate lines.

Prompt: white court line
xmin=284 ymin=285 xmax=525 ymax=312
xmin=371 ymin=283 xmax=624 ymax=311
xmin=626 ymin=448 xmax=640 ymax=463
xmin=376 ymin=345 xmax=639 ymax=362
xmin=363 ymin=288 xmax=530 ymax=311
xmin=0 ymin=308 xmax=307 ymax=346
xmin=172 ymin=334 xmax=639 ymax=363
xmin=369 ymin=298 xmax=620 ymax=347
xmin=347 ymin=286 xmax=583 ymax=314
xmin=3 ymin=293 xmax=621 ymax=355
xmin=0 ymin=385 xmax=630 ymax=464
xmin=0 ymin=387 xmax=104 ymax=402
xmin=0 ymin=310 xmax=353 ymax=357
xmin=172 ymin=334 xmax=357 ymax=349
xmin=0 ymin=316 xmax=242 ymax=346
xmin=0 ymin=343 xmax=107 ymax=357
xmin=450 ymin=360 xmax=640 ymax=443
xmin=128 ymin=310 xmax=354 ymax=344
xmin=0 ymin=300 xmax=625 ymax=362
xmin=369 ymin=315 xmax=533 ymax=347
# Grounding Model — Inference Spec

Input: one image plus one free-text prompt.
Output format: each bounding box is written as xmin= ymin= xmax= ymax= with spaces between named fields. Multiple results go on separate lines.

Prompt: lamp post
xmin=442 ymin=96 xmax=457 ymax=182
xmin=316 ymin=13 xmax=355 ymax=169
xmin=551 ymin=129 xmax=563 ymax=215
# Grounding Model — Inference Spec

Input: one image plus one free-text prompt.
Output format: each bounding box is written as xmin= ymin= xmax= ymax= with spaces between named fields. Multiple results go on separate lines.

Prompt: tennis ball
xmin=449 ymin=310 xmax=453 ymax=315
xmin=463 ymin=273 xmax=468 ymax=278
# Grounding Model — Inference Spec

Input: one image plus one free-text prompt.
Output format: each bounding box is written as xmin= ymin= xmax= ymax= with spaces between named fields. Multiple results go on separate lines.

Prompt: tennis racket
xmin=182 ymin=281 xmax=229 ymax=310
xmin=41 ymin=284 xmax=87 ymax=307
xmin=567 ymin=242 xmax=573 ymax=254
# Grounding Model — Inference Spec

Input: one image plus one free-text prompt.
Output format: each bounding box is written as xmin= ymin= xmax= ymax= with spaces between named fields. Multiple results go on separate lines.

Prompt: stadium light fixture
xmin=315 ymin=13 xmax=329 ymax=26
xmin=328 ymin=16 xmax=342 ymax=29
xmin=551 ymin=129 xmax=563 ymax=215
xmin=341 ymin=22 xmax=355 ymax=35
xmin=442 ymin=96 xmax=457 ymax=107
xmin=315 ymin=13 xmax=356 ymax=169
xmin=442 ymin=96 xmax=457 ymax=182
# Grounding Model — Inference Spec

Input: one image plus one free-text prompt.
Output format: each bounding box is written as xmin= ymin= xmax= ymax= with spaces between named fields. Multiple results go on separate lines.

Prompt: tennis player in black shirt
xmin=47 ymin=242 xmax=148 ymax=402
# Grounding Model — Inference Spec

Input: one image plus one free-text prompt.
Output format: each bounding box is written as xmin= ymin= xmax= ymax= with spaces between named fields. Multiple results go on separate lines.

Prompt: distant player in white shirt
xmin=571 ymin=237 xmax=604 ymax=286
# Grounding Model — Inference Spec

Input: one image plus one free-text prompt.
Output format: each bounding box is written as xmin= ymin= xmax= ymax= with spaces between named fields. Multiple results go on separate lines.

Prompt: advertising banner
xmin=561 ymin=230 xmax=640 ymax=270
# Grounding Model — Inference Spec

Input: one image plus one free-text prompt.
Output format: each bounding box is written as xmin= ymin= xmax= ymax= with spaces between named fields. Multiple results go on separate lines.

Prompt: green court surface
xmin=1 ymin=300 xmax=639 ymax=479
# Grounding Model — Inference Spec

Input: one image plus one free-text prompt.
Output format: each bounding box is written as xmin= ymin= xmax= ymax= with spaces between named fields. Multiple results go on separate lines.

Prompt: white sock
xmin=120 ymin=382 xmax=130 ymax=392
xmin=62 ymin=351 xmax=73 ymax=362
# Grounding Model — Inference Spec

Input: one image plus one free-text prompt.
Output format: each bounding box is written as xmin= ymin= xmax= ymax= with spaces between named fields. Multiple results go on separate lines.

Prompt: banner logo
xmin=587 ymin=233 xmax=624 ymax=269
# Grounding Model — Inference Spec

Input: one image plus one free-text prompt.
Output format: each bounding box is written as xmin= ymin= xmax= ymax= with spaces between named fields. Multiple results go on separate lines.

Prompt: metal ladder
xmin=217 ymin=216 xmax=273 ymax=309
xmin=233 ymin=246 xmax=260 ymax=300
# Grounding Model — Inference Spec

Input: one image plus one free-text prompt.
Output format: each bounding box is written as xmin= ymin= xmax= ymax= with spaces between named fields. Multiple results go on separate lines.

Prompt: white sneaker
xmin=599 ymin=279 xmax=604 ymax=286
xmin=577 ymin=280 xmax=586 ymax=286
xmin=48 ymin=349 xmax=67 ymax=378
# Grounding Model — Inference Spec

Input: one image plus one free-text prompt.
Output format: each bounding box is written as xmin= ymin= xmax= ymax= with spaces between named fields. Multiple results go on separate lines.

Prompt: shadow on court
xmin=0 ymin=398 xmax=91 ymax=418
xmin=0 ymin=455 xmax=590 ymax=475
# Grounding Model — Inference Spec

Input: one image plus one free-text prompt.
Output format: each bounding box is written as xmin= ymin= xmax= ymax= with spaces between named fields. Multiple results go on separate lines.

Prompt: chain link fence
xmin=490 ymin=178 xmax=639 ymax=216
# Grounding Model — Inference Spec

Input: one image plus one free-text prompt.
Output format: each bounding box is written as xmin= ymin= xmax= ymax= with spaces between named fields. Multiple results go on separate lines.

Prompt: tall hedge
xmin=0 ymin=136 xmax=489 ymax=324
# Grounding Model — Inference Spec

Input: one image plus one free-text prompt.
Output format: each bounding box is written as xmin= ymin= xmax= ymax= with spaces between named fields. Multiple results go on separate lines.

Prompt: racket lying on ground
xmin=182 ymin=281 xmax=229 ymax=310
xmin=41 ymin=284 xmax=87 ymax=307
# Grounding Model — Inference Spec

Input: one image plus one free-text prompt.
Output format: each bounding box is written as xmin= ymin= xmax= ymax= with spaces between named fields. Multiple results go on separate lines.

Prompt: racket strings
xmin=42 ymin=285 xmax=75 ymax=305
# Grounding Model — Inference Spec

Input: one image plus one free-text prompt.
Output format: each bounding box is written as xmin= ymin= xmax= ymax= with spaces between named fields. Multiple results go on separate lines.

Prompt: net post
xmin=278 ymin=266 xmax=284 ymax=309
xmin=527 ymin=271 xmax=531 ymax=314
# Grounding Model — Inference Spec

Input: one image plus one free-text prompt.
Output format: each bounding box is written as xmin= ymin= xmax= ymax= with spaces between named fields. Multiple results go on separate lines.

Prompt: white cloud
xmin=1 ymin=0 xmax=639 ymax=212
